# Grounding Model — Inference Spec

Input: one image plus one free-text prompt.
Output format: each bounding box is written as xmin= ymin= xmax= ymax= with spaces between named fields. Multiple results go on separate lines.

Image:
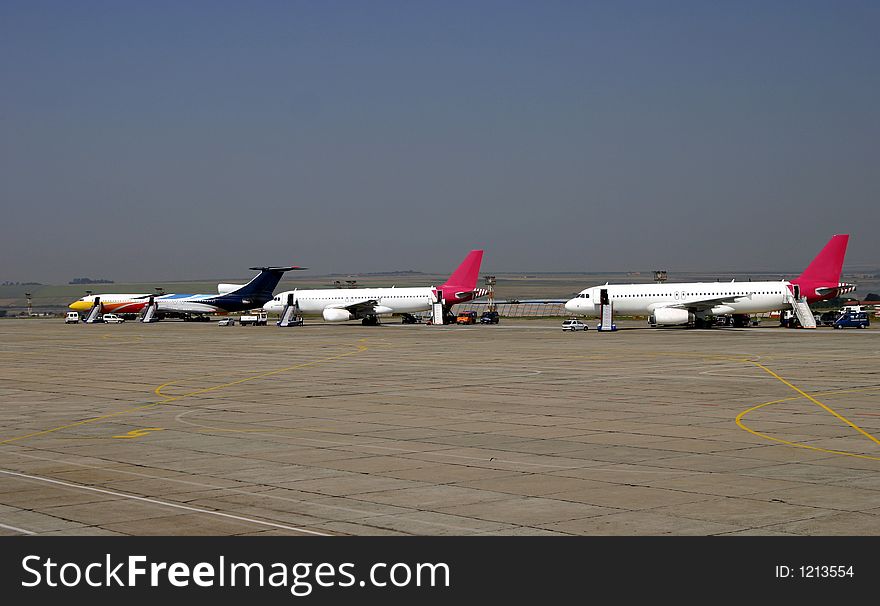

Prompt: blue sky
xmin=2 ymin=1 xmax=878 ymax=281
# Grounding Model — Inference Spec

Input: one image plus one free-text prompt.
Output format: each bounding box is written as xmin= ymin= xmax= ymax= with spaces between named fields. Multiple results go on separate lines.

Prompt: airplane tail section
xmin=796 ymin=235 xmax=849 ymax=285
xmin=229 ymin=266 xmax=306 ymax=301
xmin=440 ymin=250 xmax=484 ymax=300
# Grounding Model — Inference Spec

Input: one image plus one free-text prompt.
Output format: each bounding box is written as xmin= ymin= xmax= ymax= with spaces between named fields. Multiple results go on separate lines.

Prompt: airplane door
xmin=793 ymin=285 xmax=800 ymax=299
xmin=600 ymin=289 xmax=609 ymax=305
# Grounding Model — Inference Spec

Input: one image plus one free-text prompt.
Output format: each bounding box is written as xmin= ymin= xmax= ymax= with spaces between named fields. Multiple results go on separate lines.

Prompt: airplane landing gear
xmin=362 ymin=315 xmax=380 ymax=326
xmin=443 ymin=307 xmax=456 ymax=325
xmin=732 ymin=314 xmax=750 ymax=328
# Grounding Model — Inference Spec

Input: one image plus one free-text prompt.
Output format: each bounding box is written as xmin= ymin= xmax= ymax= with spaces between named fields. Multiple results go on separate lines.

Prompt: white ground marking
xmin=0 ymin=468 xmax=330 ymax=536
xmin=0 ymin=521 xmax=36 ymax=535
xmin=0 ymin=450 xmax=503 ymax=533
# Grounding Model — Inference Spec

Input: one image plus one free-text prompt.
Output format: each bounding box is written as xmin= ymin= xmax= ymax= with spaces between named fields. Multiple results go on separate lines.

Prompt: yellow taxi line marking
xmin=735 ymin=375 xmax=880 ymax=460
xmin=154 ymin=381 xmax=177 ymax=397
xmin=571 ymin=349 xmax=880 ymax=460
xmin=112 ymin=428 xmax=164 ymax=439
xmin=566 ymin=348 xmax=880 ymax=460
xmin=747 ymin=361 xmax=880 ymax=448
xmin=0 ymin=341 xmax=370 ymax=445
xmin=154 ymin=338 xmax=377 ymax=398
xmin=735 ymin=400 xmax=880 ymax=462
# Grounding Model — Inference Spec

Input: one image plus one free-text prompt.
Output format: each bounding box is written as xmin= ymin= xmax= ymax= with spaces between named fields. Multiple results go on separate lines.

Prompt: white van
xmin=65 ymin=311 xmax=80 ymax=324
xmin=561 ymin=318 xmax=588 ymax=331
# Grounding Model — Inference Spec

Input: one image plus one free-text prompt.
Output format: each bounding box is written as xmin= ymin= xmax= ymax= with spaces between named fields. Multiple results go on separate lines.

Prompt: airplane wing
xmin=155 ymin=294 xmax=218 ymax=314
xmin=327 ymin=299 xmax=380 ymax=316
xmin=650 ymin=293 xmax=752 ymax=313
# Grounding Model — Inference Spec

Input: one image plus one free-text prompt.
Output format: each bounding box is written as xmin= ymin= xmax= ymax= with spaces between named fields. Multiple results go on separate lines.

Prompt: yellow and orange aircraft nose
xmin=68 ymin=300 xmax=92 ymax=311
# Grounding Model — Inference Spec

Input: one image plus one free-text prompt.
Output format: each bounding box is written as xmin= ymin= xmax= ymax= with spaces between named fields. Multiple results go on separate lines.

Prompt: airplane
xmin=69 ymin=266 xmax=305 ymax=320
xmin=263 ymin=250 xmax=487 ymax=325
xmin=564 ymin=235 xmax=855 ymax=328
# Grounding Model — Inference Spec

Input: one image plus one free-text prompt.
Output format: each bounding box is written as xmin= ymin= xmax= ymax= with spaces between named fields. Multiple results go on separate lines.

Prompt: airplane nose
xmin=564 ymin=299 xmax=578 ymax=313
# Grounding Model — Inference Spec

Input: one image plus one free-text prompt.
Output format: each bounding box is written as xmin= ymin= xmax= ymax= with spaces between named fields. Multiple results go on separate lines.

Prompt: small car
xmin=64 ymin=311 xmax=80 ymax=324
xmin=102 ymin=313 xmax=125 ymax=324
xmin=456 ymin=311 xmax=478 ymax=325
xmin=562 ymin=318 xmax=588 ymax=331
xmin=217 ymin=318 xmax=236 ymax=326
xmin=479 ymin=311 xmax=500 ymax=324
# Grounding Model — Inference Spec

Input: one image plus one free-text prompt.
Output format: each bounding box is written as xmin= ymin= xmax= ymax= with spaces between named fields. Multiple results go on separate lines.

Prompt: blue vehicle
xmin=833 ymin=311 xmax=870 ymax=329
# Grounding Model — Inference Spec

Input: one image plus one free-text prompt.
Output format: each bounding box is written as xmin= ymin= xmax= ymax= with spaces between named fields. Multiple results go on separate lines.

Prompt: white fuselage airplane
xmin=264 ymin=250 xmax=487 ymax=324
xmin=69 ymin=266 xmax=304 ymax=317
xmin=566 ymin=281 xmax=794 ymax=327
xmin=564 ymin=235 xmax=854 ymax=327
xmin=269 ymin=287 xmax=437 ymax=321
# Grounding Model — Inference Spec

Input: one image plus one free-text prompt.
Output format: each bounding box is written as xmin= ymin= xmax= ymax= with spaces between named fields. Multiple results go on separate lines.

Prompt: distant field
xmin=2 ymin=269 xmax=877 ymax=314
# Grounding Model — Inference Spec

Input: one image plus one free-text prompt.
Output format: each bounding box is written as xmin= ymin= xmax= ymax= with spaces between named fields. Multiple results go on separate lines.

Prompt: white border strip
xmin=0 ymin=521 xmax=36 ymax=535
xmin=0 ymin=469 xmax=330 ymax=536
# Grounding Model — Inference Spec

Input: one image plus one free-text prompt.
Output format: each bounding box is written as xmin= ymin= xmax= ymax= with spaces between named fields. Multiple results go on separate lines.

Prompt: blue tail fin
xmin=230 ymin=266 xmax=306 ymax=303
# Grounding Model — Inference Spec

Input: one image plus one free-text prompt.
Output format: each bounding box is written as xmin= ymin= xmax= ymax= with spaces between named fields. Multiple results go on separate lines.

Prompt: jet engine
xmin=322 ymin=308 xmax=353 ymax=322
xmin=217 ymin=284 xmax=244 ymax=295
xmin=648 ymin=308 xmax=693 ymax=326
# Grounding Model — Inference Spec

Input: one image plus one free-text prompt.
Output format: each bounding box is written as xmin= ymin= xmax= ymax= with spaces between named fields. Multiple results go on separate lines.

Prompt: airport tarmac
xmin=0 ymin=318 xmax=878 ymax=536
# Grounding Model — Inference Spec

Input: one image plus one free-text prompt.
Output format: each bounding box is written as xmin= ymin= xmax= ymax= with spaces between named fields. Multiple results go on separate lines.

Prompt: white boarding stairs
xmin=601 ymin=303 xmax=613 ymax=328
xmin=596 ymin=288 xmax=616 ymax=331
xmin=791 ymin=297 xmax=817 ymax=329
xmin=275 ymin=293 xmax=302 ymax=327
xmin=277 ymin=294 xmax=302 ymax=327
xmin=431 ymin=302 xmax=444 ymax=326
xmin=598 ymin=302 xmax=616 ymax=332
xmin=85 ymin=298 xmax=102 ymax=323
xmin=140 ymin=297 xmax=159 ymax=323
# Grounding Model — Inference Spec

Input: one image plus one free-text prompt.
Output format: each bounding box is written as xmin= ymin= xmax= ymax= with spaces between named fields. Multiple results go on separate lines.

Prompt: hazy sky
xmin=2 ymin=1 xmax=878 ymax=283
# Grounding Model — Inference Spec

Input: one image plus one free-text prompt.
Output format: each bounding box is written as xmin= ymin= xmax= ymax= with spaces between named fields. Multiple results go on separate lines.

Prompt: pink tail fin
xmin=797 ymin=234 xmax=849 ymax=285
xmin=441 ymin=250 xmax=484 ymax=292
